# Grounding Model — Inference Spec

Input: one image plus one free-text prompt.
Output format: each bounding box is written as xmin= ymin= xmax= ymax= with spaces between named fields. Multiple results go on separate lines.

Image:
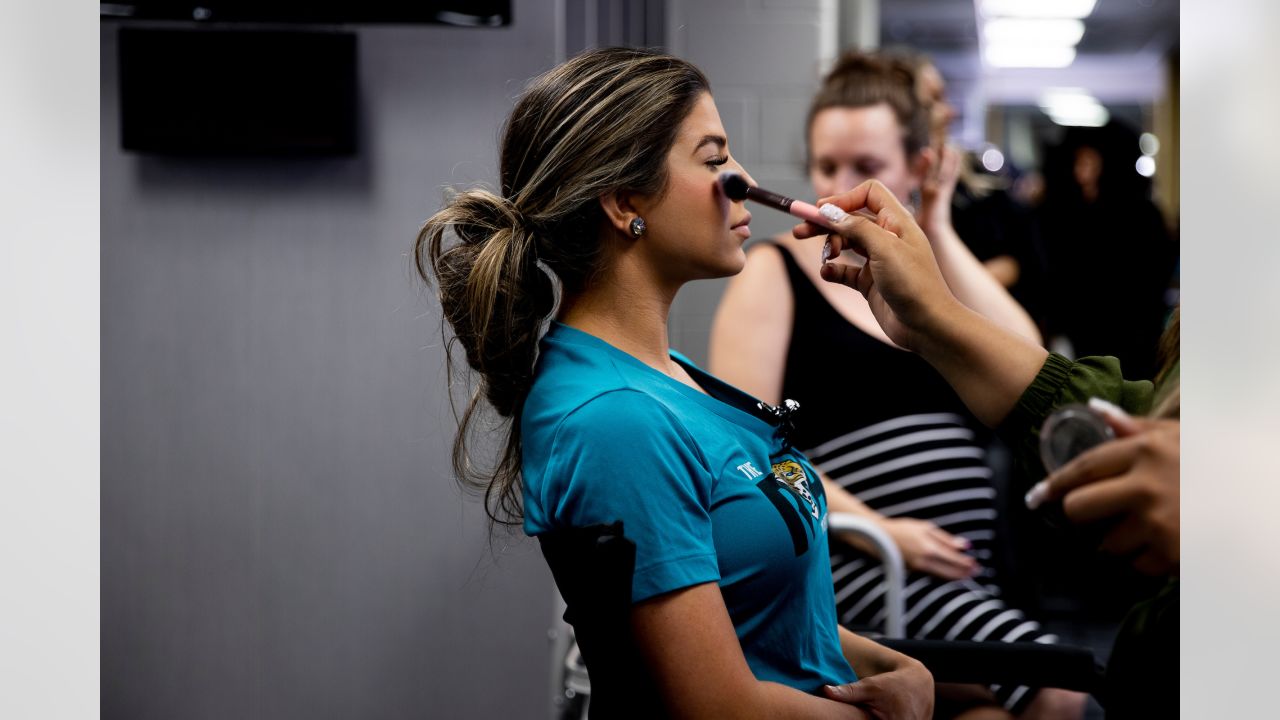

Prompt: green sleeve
xmin=996 ymin=353 xmax=1155 ymax=489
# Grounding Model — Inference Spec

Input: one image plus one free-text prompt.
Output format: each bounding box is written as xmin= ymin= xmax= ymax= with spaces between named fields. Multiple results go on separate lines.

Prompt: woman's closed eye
xmin=857 ymin=160 xmax=884 ymax=176
xmin=706 ymin=155 xmax=729 ymax=170
xmin=816 ymin=160 xmax=883 ymax=178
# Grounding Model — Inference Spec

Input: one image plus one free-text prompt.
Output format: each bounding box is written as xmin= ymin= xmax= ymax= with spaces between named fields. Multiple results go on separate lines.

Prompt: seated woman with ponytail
xmin=416 ymin=48 xmax=931 ymax=719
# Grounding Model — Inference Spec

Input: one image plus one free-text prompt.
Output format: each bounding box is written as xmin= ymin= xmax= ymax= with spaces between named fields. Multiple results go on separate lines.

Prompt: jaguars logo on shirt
xmin=749 ymin=455 xmax=827 ymax=556
xmin=772 ymin=459 xmax=821 ymax=520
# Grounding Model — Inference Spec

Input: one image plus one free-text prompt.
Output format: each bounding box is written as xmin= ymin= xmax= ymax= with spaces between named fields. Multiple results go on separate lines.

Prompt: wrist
xmin=901 ymin=292 xmax=968 ymax=356
xmin=920 ymin=217 xmax=956 ymax=249
xmin=906 ymin=295 xmax=972 ymax=363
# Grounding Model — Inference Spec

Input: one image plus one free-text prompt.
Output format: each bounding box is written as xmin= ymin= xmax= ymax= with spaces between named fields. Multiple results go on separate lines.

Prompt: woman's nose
xmin=835 ymin=168 xmax=859 ymax=193
xmin=732 ymin=160 xmax=757 ymax=193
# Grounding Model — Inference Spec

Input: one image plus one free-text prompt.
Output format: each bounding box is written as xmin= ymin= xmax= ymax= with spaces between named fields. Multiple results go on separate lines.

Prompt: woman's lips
xmin=731 ymin=212 xmax=752 ymax=239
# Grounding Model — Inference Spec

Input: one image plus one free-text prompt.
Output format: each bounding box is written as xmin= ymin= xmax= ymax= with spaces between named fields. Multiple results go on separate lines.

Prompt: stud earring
xmin=629 ymin=217 xmax=647 ymax=237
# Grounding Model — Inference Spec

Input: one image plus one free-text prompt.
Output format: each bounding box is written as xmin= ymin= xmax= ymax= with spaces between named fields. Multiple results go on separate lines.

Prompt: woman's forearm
xmin=924 ymin=222 xmax=1040 ymax=344
xmin=912 ymin=299 xmax=1048 ymax=428
xmin=751 ymin=682 xmax=873 ymax=720
xmin=823 ymin=475 xmax=880 ymax=519
xmin=803 ymin=179 xmax=1047 ymax=430
xmin=837 ymin=627 xmax=912 ymax=678
xmin=823 ymin=475 xmax=897 ymax=557
xmin=833 ymin=627 xmax=934 ymax=719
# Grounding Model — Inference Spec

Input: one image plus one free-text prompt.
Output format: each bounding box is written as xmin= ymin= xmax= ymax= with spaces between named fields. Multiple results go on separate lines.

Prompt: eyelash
xmin=706 ymin=156 xmax=729 ymax=169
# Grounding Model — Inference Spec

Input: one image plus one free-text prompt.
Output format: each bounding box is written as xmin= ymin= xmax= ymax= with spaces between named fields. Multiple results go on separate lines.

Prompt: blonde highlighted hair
xmin=414 ymin=48 xmax=711 ymax=527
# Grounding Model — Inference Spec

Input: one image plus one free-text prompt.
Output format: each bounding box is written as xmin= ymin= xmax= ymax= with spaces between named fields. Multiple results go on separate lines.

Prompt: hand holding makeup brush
xmin=793 ymin=179 xmax=959 ymax=353
xmin=795 ymin=178 xmax=1050 ymax=428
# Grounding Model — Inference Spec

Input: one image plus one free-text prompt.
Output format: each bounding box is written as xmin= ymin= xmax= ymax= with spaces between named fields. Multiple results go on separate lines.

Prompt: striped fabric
xmin=810 ymin=413 xmax=1056 ymax=714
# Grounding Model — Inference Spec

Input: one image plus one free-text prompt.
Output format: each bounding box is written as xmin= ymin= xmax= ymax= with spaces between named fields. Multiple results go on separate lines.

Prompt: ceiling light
xmin=1140 ymin=133 xmax=1160 ymax=156
xmin=1039 ymin=88 xmax=1109 ymax=126
xmin=1039 ymin=87 xmax=1097 ymax=109
xmin=984 ymin=18 xmax=1085 ymax=46
xmin=984 ymin=44 xmax=1077 ymax=68
xmin=1046 ymin=107 xmax=1109 ymax=127
xmin=1135 ymin=156 xmax=1156 ymax=177
xmin=980 ymin=0 xmax=1098 ymax=19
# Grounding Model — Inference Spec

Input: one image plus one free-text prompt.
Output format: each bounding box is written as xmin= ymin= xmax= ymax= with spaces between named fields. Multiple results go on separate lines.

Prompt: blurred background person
xmin=877 ymin=10 xmax=1180 ymax=666
xmin=804 ymin=185 xmax=1180 ymax=718
xmin=891 ymin=49 xmax=1049 ymax=331
xmin=710 ymin=50 xmax=1083 ymax=720
xmin=1037 ymin=124 xmax=1178 ymax=380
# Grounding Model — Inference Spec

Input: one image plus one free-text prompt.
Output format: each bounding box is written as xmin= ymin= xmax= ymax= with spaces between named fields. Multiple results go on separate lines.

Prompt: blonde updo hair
xmin=807 ymin=50 xmax=931 ymax=163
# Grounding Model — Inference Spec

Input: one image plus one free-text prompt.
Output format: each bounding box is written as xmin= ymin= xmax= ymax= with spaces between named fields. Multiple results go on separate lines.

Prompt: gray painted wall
xmin=101 ymin=15 xmax=559 ymax=720
xmin=666 ymin=0 xmax=837 ymax=366
xmin=101 ymin=4 xmax=842 ymax=716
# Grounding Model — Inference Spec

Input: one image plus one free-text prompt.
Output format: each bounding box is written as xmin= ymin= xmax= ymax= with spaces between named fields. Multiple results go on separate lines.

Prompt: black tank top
xmin=766 ymin=241 xmax=978 ymax=452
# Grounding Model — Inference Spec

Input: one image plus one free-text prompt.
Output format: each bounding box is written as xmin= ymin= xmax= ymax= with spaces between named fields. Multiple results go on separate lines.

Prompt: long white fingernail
xmin=819 ymin=203 xmax=848 ymax=223
xmin=821 ymin=240 xmax=833 ymax=263
xmin=1025 ymin=481 xmax=1049 ymax=510
xmin=1088 ymin=397 xmax=1130 ymax=421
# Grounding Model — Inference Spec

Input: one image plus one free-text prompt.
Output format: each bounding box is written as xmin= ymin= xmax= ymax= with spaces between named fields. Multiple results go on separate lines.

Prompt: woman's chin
xmin=681 ymin=245 xmax=748 ymax=283
xmin=719 ymin=247 xmax=749 ymax=277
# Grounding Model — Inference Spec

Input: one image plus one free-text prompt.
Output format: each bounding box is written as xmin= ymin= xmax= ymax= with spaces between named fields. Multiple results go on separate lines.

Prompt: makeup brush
xmin=718 ymin=172 xmax=874 ymax=230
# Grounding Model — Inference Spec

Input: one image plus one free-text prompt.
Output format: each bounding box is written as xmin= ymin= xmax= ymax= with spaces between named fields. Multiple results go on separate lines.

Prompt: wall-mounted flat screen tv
xmin=101 ymin=1 xmax=511 ymax=25
xmin=119 ymin=28 xmax=358 ymax=156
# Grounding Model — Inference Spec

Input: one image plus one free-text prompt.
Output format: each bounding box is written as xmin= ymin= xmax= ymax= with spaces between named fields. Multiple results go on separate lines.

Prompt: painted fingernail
xmin=821 ymin=240 xmax=833 ymax=263
xmin=1088 ymin=397 xmax=1130 ymax=421
xmin=819 ymin=203 xmax=849 ymax=223
xmin=1025 ymin=481 xmax=1049 ymax=510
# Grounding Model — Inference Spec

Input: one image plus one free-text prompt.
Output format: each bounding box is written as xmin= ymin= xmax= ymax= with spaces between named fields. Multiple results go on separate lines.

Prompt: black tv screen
xmin=118 ymin=28 xmax=357 ymax=156
xmin=101 ymin=1 xmax=511 ymax=25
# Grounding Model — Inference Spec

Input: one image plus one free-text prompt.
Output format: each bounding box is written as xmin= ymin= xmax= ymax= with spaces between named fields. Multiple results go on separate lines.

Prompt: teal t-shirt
xmin=522 ymin=322 xmax=857 ymax=693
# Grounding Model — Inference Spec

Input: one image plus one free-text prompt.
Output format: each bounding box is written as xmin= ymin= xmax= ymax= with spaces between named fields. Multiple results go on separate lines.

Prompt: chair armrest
xmin=879 ymin=638 xmax=1105 ymax=696
xmin=827 ymin=512 xmax=906 ymax=638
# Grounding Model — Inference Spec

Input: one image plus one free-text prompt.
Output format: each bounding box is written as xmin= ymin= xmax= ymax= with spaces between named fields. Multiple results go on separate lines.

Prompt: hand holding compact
xmin=1026 ymin=400 xmax=1180 ymax=576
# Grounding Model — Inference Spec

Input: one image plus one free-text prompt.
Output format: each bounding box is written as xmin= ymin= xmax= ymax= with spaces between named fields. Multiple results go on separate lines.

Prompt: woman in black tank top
xmin=710 ymin=51 xmax=1086 ymax=719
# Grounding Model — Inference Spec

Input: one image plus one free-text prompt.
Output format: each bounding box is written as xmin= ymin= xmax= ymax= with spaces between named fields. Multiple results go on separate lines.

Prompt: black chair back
xmin=539 ymin=522 xmax=668 ymax=719
xmin=540 ymin=522 xmax=1107 ymax=716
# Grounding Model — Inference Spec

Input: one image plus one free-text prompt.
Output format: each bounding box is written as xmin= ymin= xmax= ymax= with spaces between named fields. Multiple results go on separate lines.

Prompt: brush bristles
xmin=718 ymin=172 xmax=750 ymax=201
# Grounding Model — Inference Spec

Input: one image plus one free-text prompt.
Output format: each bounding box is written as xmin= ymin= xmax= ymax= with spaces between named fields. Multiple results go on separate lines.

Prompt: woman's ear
xmin=598 ymin=189 xmax=642 ymax=239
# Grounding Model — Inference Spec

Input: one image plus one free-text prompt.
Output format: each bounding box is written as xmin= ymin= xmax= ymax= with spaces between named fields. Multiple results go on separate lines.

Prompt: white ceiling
xmin=881 ymin=0 xmax=1179 ymax=55
xmin=879 ymin=0 xmax=1179 ymax=105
